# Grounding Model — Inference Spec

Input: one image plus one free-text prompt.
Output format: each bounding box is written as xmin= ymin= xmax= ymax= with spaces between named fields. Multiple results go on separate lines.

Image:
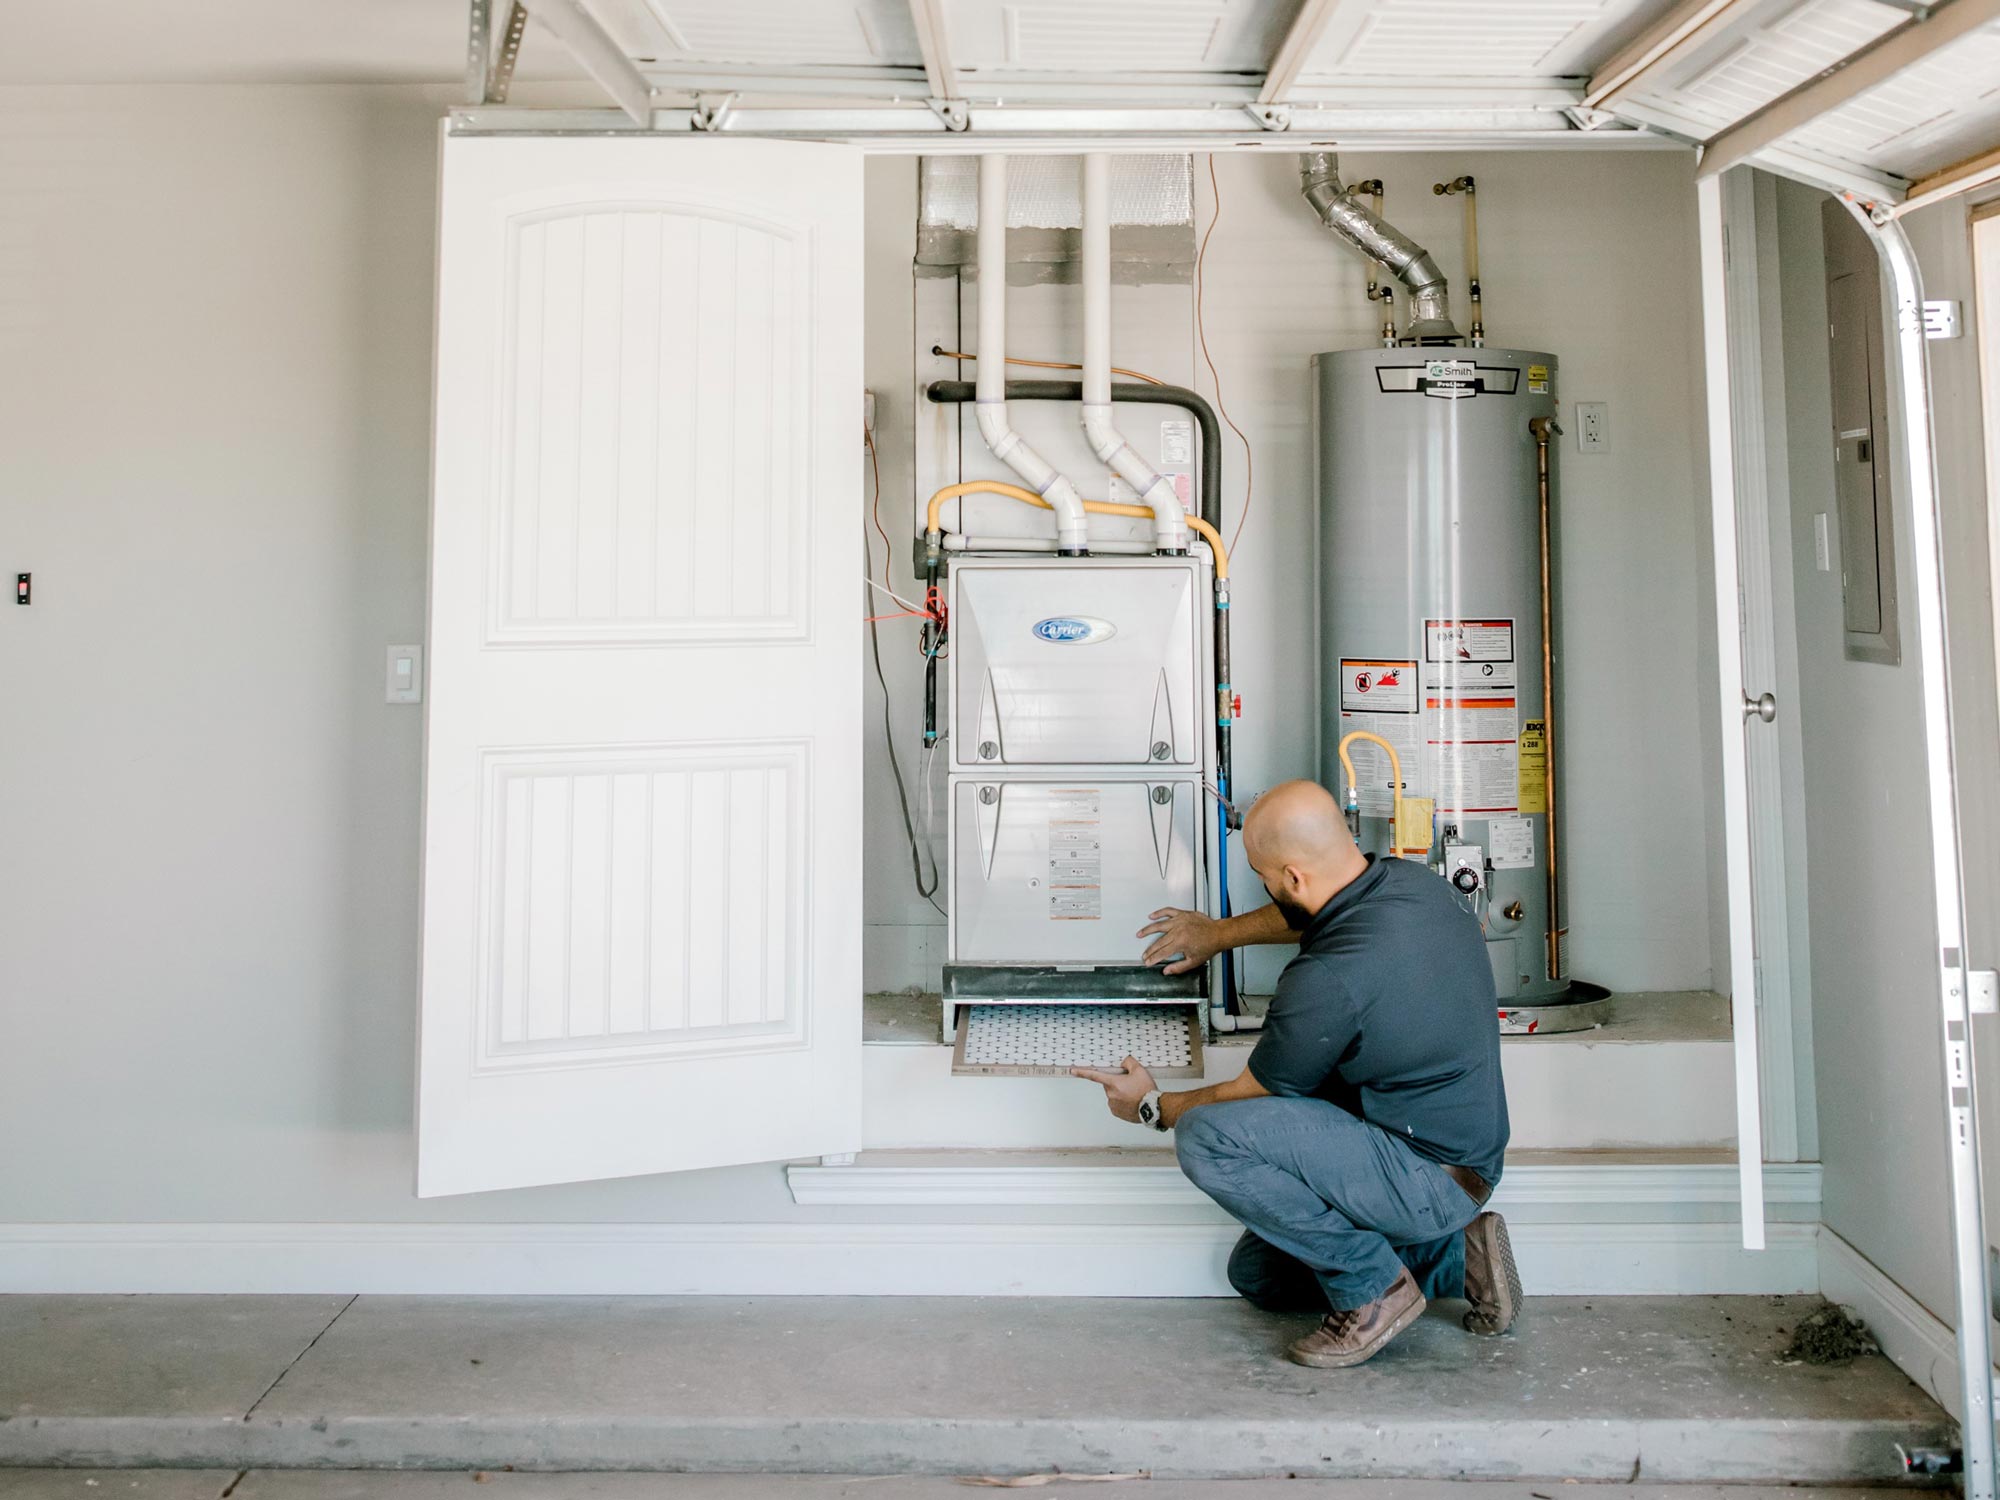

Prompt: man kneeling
xmin=1073 ymin=779 xmax=1520 ymax=1368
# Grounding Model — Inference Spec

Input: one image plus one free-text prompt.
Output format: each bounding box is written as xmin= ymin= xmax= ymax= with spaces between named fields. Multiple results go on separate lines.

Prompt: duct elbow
xmin=1298 ymin=152 xmax=1461 ymax=346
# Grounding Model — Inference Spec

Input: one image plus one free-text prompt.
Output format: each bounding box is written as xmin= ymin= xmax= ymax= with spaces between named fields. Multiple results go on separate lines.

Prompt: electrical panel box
xmin=950 ymin=559 xmax=1204 ymax=769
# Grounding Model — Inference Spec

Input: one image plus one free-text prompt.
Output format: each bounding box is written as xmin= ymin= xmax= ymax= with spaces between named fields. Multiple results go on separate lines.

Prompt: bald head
xmin=1243 ymin=779 xmax=1368 ymax=925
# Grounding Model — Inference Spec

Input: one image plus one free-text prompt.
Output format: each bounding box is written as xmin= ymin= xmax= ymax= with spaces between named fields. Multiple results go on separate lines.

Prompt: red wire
xmin=1197 ymin=154 xmax=1257 ymax=557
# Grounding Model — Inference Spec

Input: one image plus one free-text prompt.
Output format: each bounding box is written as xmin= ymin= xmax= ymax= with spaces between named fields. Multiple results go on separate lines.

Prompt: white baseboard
xmin=787 ymin=1153 xmax=1823 ymax=1210
xmin=1818 ymin=1224 xmax=1968 ymax=1420
xmin=0 ymin=1215 xmax=1820 ymax=1298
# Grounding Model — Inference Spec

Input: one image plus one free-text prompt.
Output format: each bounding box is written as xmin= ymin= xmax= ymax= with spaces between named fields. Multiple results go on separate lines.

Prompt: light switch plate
xmin=386 ymin=644 xmax=423 ymax=704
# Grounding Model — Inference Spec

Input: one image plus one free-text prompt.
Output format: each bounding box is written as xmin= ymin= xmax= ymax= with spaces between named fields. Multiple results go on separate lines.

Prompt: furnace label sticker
xmin=1340 ymin=659 xmax=1418 ymax=714
xmin=1160 ymin=419 xmax=1193 ymax=466
xmin=1424 ymin=618 xmax=1514 ymax=665
xmin=1047 ymin=789 xmax=1103 ymax=921
xmin=1517 ymin=720 xmax=1548 ymax=814
xmin=1488 ymin=815 xmax=1534 ymax=870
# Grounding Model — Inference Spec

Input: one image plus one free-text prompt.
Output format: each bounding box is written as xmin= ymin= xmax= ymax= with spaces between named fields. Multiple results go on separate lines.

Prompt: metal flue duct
xmin=1299 ymin=153 xmax=1460 ymax=345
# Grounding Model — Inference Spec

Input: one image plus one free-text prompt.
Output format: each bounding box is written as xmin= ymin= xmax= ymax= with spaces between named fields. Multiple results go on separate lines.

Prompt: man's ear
xmin=1282 ymin=863 xmax=1309 ymax=896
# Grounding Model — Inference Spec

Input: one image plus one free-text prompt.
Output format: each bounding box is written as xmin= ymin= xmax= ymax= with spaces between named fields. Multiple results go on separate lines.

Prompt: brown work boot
xmin=1285 ymin=1267 xmax=1425 ymax=1368
xmin=1461 ymin=1211 xmax=1522 ymax=1336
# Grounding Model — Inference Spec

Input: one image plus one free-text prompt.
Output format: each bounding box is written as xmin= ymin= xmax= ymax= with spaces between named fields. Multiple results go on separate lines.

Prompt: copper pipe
xmin=1434 ymin=176 xmax=1482 ymax=346
xmin=1529 ymin=416 xmax=1564 ymax=981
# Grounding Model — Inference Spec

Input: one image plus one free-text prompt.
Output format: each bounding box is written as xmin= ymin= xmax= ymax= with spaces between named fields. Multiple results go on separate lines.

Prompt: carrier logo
xmin=1032 ymin=615 xmax=1116 ymax=645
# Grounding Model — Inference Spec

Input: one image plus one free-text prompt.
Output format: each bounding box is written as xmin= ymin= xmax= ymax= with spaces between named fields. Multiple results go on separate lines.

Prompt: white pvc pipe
xmin=975 ymin=155 xmax=1090 ymax=554
xmin=1081 ymin=153 xmax=1188 ymax=553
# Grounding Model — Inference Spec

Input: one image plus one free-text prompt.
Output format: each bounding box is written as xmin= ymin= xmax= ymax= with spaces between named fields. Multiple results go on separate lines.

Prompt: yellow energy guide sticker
xmin=1518 ymin=720 xmax=1547 ymax=814
xmin=1396 ymin=796 xmax=1436 ymax=856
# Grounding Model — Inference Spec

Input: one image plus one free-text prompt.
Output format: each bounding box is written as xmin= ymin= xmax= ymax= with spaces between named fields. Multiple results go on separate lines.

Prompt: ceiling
xmin=7 ymin=0 xmax=1999 ymax=207
xmin=0 ymin=1 xmax=572 ymax=86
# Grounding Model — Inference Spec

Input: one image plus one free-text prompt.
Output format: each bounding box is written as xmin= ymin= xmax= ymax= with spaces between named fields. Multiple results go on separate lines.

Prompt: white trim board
xmin=0 ymin=1217 xmax=1820 ymax=1297
xmin=787 ymin=1153 xmax=1824 ymax=1212
xmin=1818 ymin=1225 xmax=1975 ymax=1423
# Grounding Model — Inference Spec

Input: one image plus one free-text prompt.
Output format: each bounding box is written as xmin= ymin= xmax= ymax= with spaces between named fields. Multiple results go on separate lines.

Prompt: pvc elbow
xmin=1043 ymin=475 xmax=1091 ymax=553
xmin=1138 ymin=479 xmax=1190 ymax=553
xmin=1082 ymin=402 xmax=1189 ymax=553
xmin=974 ymin=401 xmax=1012 ymax=452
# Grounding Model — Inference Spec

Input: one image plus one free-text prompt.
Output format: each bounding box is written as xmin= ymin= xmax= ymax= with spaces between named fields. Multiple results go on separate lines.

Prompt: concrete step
xmin=862 ymin=991 xmax=1740 ymax=1151
xmin=0 ymin=1293 xmax=1951 ymax=1482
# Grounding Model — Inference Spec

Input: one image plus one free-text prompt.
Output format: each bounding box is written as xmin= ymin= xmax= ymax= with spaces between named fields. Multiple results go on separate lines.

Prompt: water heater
xmin=1314 ymin=346 xmax=1575 ymax=1005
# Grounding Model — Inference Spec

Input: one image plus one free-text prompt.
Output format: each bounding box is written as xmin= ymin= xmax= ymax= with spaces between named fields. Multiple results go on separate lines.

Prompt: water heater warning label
xmin=1425 ymin=618 xmax=1514 ymax=664
xmin=1339 ymin=658 xmax=1422 ymax=817
xmin=1340 ymin=659 xmax=1418 ymax=713
xmin=1048 ymin=789 xmax=1103 ymax=921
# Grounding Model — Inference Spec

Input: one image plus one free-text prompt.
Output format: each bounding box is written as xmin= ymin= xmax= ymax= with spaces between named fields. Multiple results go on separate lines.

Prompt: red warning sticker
xmin=1340 ymin=658 xmax=1418 ymax=714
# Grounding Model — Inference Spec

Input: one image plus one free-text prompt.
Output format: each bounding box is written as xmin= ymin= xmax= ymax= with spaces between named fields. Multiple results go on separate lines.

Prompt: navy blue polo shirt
xmin=1246 ymin=855 xmax=1509 ymax=1185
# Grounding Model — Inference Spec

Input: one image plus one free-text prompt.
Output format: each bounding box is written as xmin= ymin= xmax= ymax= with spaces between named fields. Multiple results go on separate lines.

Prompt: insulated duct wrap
xmin=1299 ymin=153 xmax=1459 ymax=345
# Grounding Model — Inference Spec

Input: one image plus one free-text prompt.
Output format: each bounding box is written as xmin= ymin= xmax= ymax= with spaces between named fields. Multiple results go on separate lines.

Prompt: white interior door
xmin=418 ymin=135 xmax=864 ymax=1197
xmin=1696 ymin=173 xmax=1768 ymax=1248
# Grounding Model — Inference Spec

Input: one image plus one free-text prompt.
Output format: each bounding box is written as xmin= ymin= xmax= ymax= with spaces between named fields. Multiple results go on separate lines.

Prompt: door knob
xmin=1743 ymin=691 xmax=1777 ymax=723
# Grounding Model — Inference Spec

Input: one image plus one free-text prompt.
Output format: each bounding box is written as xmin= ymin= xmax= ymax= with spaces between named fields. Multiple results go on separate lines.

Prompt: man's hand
xmin=1138 ymin=907 xmax=1224 ymax=974
xmin=1070 ymin=1055 xmax=1157 ymax=1122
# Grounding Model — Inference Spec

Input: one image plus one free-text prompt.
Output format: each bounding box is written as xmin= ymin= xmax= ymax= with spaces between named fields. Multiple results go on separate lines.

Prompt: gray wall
xmin=1772 ymin=178 xmax=2000 ymax=1323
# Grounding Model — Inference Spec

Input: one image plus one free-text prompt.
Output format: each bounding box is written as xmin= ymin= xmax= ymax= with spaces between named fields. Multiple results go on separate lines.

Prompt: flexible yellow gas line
xmin=1337 ymin=729 xmax=1405 ymax=858
xmin=922 ymin=480 xmax=1229 ymax=579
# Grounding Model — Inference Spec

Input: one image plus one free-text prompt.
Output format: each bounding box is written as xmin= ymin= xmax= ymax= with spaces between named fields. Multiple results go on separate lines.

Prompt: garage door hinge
xmin=1971 ymin=969 xmax=1998 ymax=1016
xmin=691 ymin=92 xmax=737 ymax=132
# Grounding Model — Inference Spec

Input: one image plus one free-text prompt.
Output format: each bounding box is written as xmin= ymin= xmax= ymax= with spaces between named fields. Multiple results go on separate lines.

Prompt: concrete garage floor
xmin=0 ymin=1295 xmax=1952 ymax=1483
xmin=0 ymin=1480 xmax=1944 ymax=1500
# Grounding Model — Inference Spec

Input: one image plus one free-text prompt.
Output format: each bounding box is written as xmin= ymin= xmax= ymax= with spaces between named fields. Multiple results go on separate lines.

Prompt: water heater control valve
xmin=1446 ymin=844 xmax=1485 ymax=897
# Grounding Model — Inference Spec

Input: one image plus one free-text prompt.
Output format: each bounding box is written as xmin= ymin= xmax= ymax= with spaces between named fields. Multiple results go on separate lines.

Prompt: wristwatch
xmin=1137 ymin=1090 xmax=1168 ymax=1132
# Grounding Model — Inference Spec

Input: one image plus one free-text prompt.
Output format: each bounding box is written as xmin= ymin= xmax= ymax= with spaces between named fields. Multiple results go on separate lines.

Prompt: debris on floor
xmin=1780 ymin=1305 xmax=1876 ymax=1365
xmin=958 ymin=1477 xmax=1149 ymax=1488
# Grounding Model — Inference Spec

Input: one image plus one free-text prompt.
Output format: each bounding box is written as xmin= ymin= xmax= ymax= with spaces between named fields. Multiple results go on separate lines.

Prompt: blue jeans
xmin=1175 ymin=1096 xmax=1485 ymax=1312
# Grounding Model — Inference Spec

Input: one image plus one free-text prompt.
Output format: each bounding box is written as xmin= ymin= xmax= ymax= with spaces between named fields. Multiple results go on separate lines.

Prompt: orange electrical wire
xmin=1198 ymin=154 xmax=1257 ymax=556
xmin=930 ymin=346 xmax=1165 ymax=386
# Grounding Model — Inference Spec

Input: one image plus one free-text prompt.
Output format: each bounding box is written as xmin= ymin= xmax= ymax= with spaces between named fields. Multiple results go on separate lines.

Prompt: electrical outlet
xmin=1576 ymin=402 xmax=1608 ymax=452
